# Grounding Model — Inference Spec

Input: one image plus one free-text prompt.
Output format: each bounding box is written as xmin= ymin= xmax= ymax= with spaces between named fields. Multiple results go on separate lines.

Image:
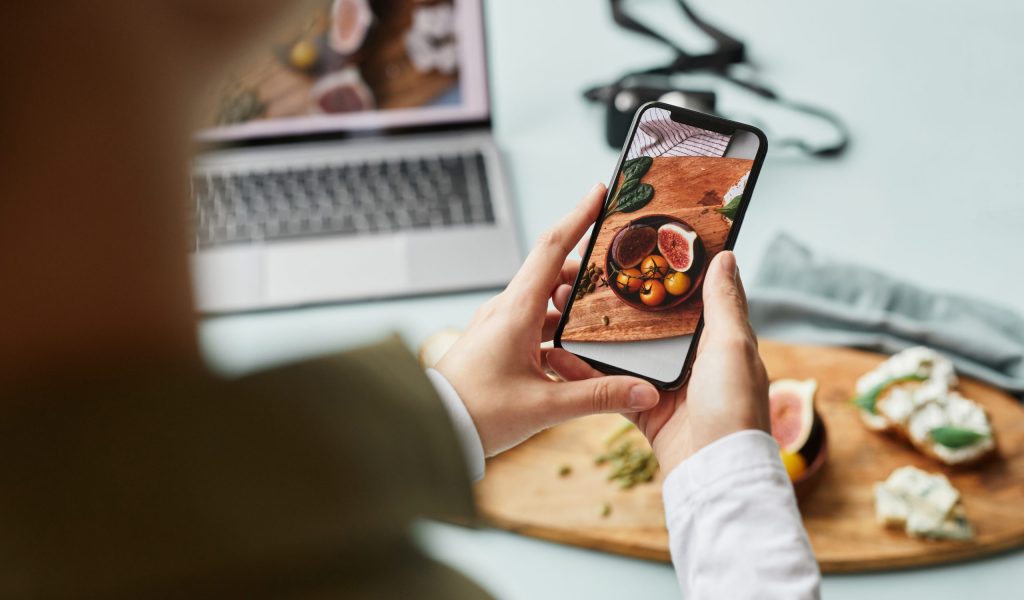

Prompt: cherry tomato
xmin=615 ymin=268 xmax=642 ymax=294
xmin=663 ymin=271 xmax=691 ymax=296
xmin=641 ymin=255 xmax=669 ymax=280
xmin=639 ymin=279 xmax=667 ymax=306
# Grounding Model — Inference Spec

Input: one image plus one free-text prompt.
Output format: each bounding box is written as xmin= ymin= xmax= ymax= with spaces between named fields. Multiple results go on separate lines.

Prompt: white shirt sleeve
xmin=662 ymin=429 xmax=821 ymax=600
xmin=426 ymin=368 xmax=486 ymax=482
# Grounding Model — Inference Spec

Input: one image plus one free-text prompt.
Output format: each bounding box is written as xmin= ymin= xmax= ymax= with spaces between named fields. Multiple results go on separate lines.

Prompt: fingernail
xmin=591 ymin=182 xmax=604 ymax=195
xmin=629 ymin=384 xmax=659 ymax=409
xmin=718 ymin=251 xmax=737 ymax=278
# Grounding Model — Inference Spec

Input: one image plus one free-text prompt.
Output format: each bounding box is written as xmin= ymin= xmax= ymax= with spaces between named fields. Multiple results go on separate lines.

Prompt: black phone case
xmin=553 ymin=101 xmax=768 ymax=390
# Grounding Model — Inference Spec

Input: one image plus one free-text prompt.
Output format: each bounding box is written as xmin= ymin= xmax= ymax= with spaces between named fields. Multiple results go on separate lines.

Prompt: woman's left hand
xmin=436 ymin=183 xmax=661 ymax=456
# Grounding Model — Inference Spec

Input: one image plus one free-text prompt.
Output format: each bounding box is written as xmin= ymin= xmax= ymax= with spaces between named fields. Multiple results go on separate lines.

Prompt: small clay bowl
xmin=605 ymin=214 xmax=705 ymax=312
xmin=794 ymin=411 xmax=829 ymax=500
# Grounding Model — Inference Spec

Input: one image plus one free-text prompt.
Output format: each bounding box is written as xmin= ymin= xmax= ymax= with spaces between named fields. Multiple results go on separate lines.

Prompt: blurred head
xmin=0 ymin=1 xmax=320 ymax=384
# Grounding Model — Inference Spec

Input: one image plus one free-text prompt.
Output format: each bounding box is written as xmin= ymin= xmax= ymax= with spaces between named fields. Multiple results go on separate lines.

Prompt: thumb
xmin=701 ymin=251 xmax=752 ymax=338
xmin=546 ymin=374 xmax=660 ymax=421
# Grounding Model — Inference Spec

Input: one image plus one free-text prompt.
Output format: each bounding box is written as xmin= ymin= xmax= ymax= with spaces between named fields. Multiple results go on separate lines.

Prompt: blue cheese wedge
xmin=874 ymin=466 xmax=973 ymax=540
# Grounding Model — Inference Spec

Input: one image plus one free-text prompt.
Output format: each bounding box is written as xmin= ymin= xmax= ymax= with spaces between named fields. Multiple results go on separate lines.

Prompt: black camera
xmin=591 ymin=81 xmax=718 ymax=148
xmin=585 ymin=0 xmax=848 ymax=158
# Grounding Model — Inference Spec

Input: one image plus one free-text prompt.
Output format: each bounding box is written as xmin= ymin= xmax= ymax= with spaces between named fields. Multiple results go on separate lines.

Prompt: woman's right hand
xmin=548 ymin=250 xmax=771 ymax=474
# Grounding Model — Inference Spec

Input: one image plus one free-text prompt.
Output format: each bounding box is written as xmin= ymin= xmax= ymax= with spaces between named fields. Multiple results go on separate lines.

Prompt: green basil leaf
xmin=852 ymin=374 xmax=928 ymax=414
xmin=622 ymin=156 xmax=653 ymax=181
xmin=930 ymin=426 xmax=989 ymax=449
xmin=614 ymin=183 xmax=654 ymax=213
xmin=716 ymin=195 xmax=743 ymax=220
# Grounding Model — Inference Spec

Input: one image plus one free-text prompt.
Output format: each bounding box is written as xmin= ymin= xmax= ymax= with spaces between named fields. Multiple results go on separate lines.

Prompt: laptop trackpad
xmin=265 ymin=236 xmax=410 ymax=305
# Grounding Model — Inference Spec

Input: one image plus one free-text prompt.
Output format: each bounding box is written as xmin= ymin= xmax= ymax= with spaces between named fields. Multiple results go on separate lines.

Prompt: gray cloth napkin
xmin=747 ymin=234 xmax=1024 ymax=397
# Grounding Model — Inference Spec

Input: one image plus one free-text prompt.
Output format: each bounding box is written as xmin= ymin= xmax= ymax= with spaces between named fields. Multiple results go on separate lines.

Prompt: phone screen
xmin=559 ymin=105 xmax=763 ymax=385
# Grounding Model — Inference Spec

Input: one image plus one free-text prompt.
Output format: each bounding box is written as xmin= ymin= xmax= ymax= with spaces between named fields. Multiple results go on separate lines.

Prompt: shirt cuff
xmin=426 ymin=368 xmax=486 ymax=482
xmin=663 ymin=429 xmax=786 ymax=509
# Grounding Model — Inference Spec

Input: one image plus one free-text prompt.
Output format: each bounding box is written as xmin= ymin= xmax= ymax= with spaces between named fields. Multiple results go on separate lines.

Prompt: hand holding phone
xmin=554 ymin=102 xmax=767 ymax=389
xmin=435 ymin=185 xmax=661 ymax=457
xmin=549 ymin=249 xmax=771 ymax=473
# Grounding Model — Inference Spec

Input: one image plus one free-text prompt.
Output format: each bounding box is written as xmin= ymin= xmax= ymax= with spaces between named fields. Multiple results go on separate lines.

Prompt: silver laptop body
xmin=189 ymin=0 xmax=519 ymax=312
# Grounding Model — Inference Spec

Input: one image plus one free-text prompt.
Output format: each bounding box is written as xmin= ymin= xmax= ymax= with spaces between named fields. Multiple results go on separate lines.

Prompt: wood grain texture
xmin=474 ymin=341 xmax=1024 ymax=573
xmin=561 ymin=156 xmax=752 ymax=342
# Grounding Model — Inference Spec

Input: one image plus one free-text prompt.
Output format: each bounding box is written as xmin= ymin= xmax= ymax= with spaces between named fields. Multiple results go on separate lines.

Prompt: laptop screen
xmin=199 ymin=0 xmax=489 ymax=142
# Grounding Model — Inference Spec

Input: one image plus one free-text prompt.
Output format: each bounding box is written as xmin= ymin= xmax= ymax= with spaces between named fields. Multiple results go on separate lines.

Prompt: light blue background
xmin=200 ymin=1 xmax=1024 ymax=597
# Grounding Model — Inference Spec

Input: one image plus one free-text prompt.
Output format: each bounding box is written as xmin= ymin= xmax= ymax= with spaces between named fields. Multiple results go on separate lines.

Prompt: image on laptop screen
xmin=200 ymin=0 xmax=489 ymax=141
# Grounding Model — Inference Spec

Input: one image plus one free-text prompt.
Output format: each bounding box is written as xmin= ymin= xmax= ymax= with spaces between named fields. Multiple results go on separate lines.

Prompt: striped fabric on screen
xmin=626 ymin=107 xmax=731 ymax=160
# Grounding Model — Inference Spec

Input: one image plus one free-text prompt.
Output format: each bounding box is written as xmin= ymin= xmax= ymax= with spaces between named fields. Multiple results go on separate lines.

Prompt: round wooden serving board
xmin=474 ymin=341 xmax=1024 ymax=572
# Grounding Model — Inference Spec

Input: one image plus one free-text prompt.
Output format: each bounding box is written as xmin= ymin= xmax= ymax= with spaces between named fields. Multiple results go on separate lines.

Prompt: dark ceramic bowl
xmin=605 ymin=214 xmax=705 ymax=312
xmin=794 ymin=410 xmax=829 ymax=500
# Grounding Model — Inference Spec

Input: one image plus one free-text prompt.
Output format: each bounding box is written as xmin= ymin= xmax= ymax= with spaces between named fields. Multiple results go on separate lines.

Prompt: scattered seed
xmin=594 ymin=423 xmax=659 ymax=489
xmin=558 ymin=464 xmax=572 ymax=477
xmin=602 ymin=315 xmax=610 ymax=326
xmin=575 ymin=263 xmax=610 ymax=301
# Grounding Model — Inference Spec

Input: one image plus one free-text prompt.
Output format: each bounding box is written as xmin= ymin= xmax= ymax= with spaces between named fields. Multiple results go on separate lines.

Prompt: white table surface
xmin=200 ymin=1 xmax=1024 ymax=597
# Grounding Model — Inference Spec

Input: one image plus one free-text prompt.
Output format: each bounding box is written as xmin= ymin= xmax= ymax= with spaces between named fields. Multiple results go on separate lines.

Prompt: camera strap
xmin=588 ymin=0 xmax=850 ymax=158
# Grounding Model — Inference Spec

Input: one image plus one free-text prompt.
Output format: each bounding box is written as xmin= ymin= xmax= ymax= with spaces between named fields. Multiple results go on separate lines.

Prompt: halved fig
xmin=329 ymin=0 xmax=373 ymax=55
xmin=611 ymin=225 xmax=658 ymax=269
xmin=769 ymin=379 xmax=818 ymax=454
xmin=657 ymin=223 xmax=698 ymax=272
xmin=310 ymin=68 xmax=375 ymax=113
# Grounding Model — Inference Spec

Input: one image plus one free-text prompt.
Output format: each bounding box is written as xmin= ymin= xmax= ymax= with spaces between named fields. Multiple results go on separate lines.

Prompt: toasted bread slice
xmin=855 ymin=347 xmax=995 ymax=466
xmin=903 ymin=393 xmax=996 ymax=466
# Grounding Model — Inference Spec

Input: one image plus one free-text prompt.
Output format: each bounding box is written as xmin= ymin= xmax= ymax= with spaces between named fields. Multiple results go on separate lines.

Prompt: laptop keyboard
xmin=191 ymin=151 xmax=494 ymax=249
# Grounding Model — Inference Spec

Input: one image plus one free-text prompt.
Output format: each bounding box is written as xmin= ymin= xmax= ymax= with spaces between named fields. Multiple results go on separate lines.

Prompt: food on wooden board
xmin=611 ymin=224 xmax=658 ymax=269
xmin=575 ymin=263 xmax=606 ymax=300
xmin=406 ymin=3 xmax=459 ymax=74
xmin=770 ymin=379 xmax=817 ymax=453
xmin=770 ymin=379 xmax=826 ymax=483
xmin=614 ymin=268 xmax=642 ymax=294
xmin=852 ymin=347 xmax=994 ymax=465
xmin=663 ymin=271 xmax=691 ymax=296
xmin=329 ymin=0 xmax=373 ymax=55
xmin=874 ymin=465 xmax=974 ymax=540
xmin=311 ymin=67 xmax=375 ymax=113
xmin=717 ymin=172 xmax=749 ymax=222
xmin=769 ymin=379 xmax=826 ymax=484
xmin=657 ymin=223 xmax=698 ymax=272
xmin=780 ymin=450 xmax=807 ymax=482
xmin=640 ymin=254 xmax=669 ymax=280
xmin=607 ymin=157 xmax=654 ymax=215
xmin=605 ymin=216 xmax=703 ymax=310
xmin=289 ymin=39 xmax=319 ymax=71
xmin=594 ymin=422 xmax=659 ymax=489
xmin=639 ymin=279 xmax=666 ymax=307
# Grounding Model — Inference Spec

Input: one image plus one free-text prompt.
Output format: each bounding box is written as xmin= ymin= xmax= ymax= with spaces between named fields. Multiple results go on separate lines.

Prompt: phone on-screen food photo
xmin=554 ymin=102 xmax=767 ymax=390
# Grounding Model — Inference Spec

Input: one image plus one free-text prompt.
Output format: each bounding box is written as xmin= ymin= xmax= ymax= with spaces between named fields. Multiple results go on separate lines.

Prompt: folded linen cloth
xmin=747 ymin=234 xmax=1024 ymax=397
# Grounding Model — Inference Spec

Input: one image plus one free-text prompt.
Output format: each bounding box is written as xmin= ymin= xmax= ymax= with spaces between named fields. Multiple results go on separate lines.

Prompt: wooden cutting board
xmin=561 ymin=156 xmax=752 ymax=342
xmin=474 ymin=341 xmax=1024 ymax=572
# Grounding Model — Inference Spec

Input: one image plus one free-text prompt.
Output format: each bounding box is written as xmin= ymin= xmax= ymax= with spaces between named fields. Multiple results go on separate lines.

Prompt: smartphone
xmin=554 ymin=102 xmax=767 ymax=390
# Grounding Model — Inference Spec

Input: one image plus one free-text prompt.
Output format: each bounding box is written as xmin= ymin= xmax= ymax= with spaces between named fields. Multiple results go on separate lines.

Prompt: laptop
xmin=190 ymin=0 xmax=520 ymax=313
